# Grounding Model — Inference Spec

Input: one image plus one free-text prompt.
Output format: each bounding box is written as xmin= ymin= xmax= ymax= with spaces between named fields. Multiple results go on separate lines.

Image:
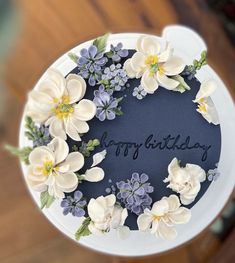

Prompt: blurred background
xmin=0 ymin=0 xmax=235 ymax=262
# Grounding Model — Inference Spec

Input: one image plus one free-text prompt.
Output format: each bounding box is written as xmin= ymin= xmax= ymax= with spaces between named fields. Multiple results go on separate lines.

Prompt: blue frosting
xmin=67 ymin=51 xmax=221 ymax=229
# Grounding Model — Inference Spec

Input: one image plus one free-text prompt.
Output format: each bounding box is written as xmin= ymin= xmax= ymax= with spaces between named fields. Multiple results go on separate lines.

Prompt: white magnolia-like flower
xmin=164 ymin=158 xmax=206 ymax=205
xmin=193 ymin=79 xmax=219 ymax=125
xmin=26 ymin=68 xmax=96 ymax=141
xmin=87 ymin=194 xmax=128 ymax=236
xmin=124 ymin=35 xmax=185 ymax=94
xmin=137 ymin=195 xmax=191 ymax=240
xmin=26 ymin=137 xmax=83 ymax=198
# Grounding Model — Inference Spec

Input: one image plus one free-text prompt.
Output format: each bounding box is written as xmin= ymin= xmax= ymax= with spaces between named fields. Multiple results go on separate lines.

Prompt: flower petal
xmin=64 ymin=118 xmax=81 ymax=141
xmin=195 ymin=80 xmax=217 ymax=101
xmin=151 ymin=199 xmax=169 ymax=216
xmin=157 ymin=220 xmax=177 ymax=240
xmin=123 ymin=59 xmax=136 ymax=78
xmin=47 ymin=68 xmax=66 ymax=98
xmin=84 ymin=167 xmax=104 ymax=182
xmin=47 ymin=137 xmax=69 ymax=164
xmin=158 ymin=43 xmax=173 ymax=63
xmin=29 ymin=146 xmax=54 ymax=166
xmin=137 ymin=213 xmax=152 ymax=231
xmin=91 ymin=150 xmax=107 ymax=167
xmin=88 ymin=198 xmax=106 ymax=222
xmin=156 ymin=72 xmax=179 ymax=90
xmin=165 ymin=195 xmax=180 ymax=212
xmin=169 ymin=207 xmax=191 ymax=224
xmin=185 ymin=163 xmax=206 ymax=182
xmin=59 ymin=152 xmax=84 ymax=172
xmin=137 ymin=36 xmax=161 ymax=55
xmin=163 ymin=56 xmax=185 ymax=76
xmin=130 ymin=52 xmax=146 ymax=72
xmin=70 ymin=116 xmax=89 ymax=134
xmin=66 ymin=74 xmax=86 ymax=103
xmin=55 ymin=172 xmax=78 ymax=191
xmin=74 ymin=99 xmax=96 ymax=121
xmin=49 ymin=118 xmax=67 ymax=140
xmin=141 ymin=70 xmax=159 ymax=94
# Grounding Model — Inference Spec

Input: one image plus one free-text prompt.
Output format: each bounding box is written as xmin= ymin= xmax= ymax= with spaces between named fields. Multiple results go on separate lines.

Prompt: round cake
xmin=16 ymin=26 xmax=235 ymax=256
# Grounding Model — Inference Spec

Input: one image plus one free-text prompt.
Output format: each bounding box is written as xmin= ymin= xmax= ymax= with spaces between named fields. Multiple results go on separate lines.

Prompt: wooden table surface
xmin=1 ymin=1 xmax=235 ymax=263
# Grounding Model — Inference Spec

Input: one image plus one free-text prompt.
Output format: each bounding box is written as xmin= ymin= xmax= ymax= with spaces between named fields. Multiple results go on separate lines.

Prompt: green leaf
xmin=4 ymin=145 xmax=32 ymax=164
xmin=171 ymin=75 xmax=191 ymax=93
xmin=113 ymin=108 xmax=123 ymax=116
xmin=116 ymin=97 xmax=123 ymax=103
xmin=76 ymin=173 xmax=85 ymax=183
xmin=93 ymin=33 xmax=110 ymax=53
xmin=92 ymin=139 xmax=100 ymax=147
xmin=75 ymin=217 xmax=92 ymax=241
xmin=40 ymin=190 xmax=55 ymax=209
xmin=68 ymin=52 xmax=79 ymax=63
xmin=105 ymin=50 xmax=113 ymax=58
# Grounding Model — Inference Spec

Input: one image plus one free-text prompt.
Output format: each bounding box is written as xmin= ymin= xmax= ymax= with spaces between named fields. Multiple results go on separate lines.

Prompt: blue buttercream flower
xmin=93 ymin=86 xmax=122 ymax=121
xmin=61 ymin=190 xmax=87 ymax=217
xmin=116 ymin=172 xmax=154 ymax=215
xmin=108 ymin=43 xmax=129 ymax=62
xmin=99 ymin=63 xmax=129 ymax=93
xmin=77 ymin=45 xmax=108 ymax=86
xmin=33 ymin=125 xmax=52 ymax=147
xmin=132 ymin=85 xmax=147 ymax=100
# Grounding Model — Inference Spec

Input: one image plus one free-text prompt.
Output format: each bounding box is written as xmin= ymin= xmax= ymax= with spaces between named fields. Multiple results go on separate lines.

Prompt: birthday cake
xmin=14 ymin=32 xmax=223 ymax=243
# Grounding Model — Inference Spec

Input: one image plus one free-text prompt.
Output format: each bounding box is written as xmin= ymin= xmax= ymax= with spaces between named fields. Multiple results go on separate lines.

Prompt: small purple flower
xmin=100 ymin=63 xmax=129 ymax=93
xmin=108 ymin=43 xmax=129 ymax=62
xmin=116 ymin=173 xmax=154 ymax=215
xmin=61 ymin=190 xmax=86 ymax=217
xmin=33 ymin=125 xmax=52 ymax=147
xmin=132 ymin=85 xmax=147 ymax=100
xmin=77 ymin=45 xmax=108 ymax=86
xmin=181 ymin=65 xmax=197 ymax=80
xmin=93 ymin=86 xmax=123 ymax=121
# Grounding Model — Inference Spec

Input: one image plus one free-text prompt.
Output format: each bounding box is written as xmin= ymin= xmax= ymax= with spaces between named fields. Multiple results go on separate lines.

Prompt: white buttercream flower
xmin=26 ymin=68 xmax=96 ymax=141
xmin=137 ymin=195 xmax=191 ymax=240
xmin=193 ymin=79 xmax=219 ymax=125
xmin=26 ymin=137 xmax=84 ymax=198
xmin=164 ymin=158 xmax=206 ymax=205
xmin=124 ymin=35 xmax=185 ymax=94
xmin=87 ymin=194 xmax=128 ymax=236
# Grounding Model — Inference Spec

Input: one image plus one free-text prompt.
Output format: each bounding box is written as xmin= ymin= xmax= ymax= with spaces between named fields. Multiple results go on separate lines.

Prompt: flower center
xmin=40 ymin=160 xmax=54 ymax=176
xmin=153 ymin=215 xmax=162 ymax=221
xmin=145 ymin=55 xmax=165 ymax=77
xmin=52 ymin=95 xmax=74 ymax=119
xmin=197 ymin=98 xmax=207 ymax=113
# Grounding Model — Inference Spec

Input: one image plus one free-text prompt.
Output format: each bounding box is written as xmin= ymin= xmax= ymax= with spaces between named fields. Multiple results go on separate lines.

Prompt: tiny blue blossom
xmin=93 ymin=86 xmax=123 ymax=121
xmin=33 ymin=125 xmax=52 ymax=147
xmin=108 ymin=42 xmax=129 ymax=62
xmin=207 ymin=163 xmax=220 ymax=181
xmin=100 ymin=63 xmax=129 ymax=93
xmin=132 ymin=85 xmax=147 ymax=100
xmin=61 ymin=190 xmax=86 ymax=217
xmin=77 ymin=45 xmax=108 ymax=86
xmin=181 ymin=65 xmax=197 ymax=80
xmin=116 ymin=172 xmax=154 ymax=215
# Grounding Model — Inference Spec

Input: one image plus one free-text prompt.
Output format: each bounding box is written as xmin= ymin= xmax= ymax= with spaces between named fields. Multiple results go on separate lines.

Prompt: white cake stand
xmin=19 ymin=25 xmax=235 ymax=256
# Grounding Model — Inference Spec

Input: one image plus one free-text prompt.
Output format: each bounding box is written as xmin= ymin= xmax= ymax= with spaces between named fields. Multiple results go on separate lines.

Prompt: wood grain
xmin=1 ymin=0 xmax=234 ymax=262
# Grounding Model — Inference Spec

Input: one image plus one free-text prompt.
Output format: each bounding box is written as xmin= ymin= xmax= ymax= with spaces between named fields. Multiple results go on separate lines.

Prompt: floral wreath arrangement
xmin=6 ymin=33 xmax=221 ymax=241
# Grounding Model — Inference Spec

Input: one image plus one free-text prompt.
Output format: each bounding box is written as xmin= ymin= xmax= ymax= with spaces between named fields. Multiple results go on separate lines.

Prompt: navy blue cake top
xmin=67 ymin=50 xmax=221 ymax=230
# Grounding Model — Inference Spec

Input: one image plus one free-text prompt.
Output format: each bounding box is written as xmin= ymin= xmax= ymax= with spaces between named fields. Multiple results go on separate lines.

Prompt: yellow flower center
xmin=197 ymin=98 xmax=207 ymax=113
xmin=145 ymin=55 xmax=165 ymax=77
xmin=37 ymin=160 xmax=55 ymax=176
xmin=52 ymin=95 xmax=74 ymax=119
